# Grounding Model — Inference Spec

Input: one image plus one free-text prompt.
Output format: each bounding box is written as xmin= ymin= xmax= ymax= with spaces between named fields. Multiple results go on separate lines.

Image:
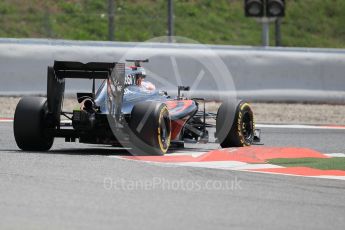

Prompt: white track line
xmin=0 ymin=119 xmax=71 ymax=123
xmin=312 ymin=176 xmax=345 ymax=180
xmin=2 ymin=119 xmax=344 ymax=131
xmin=175 ymin=161 xmax=282 ymax=170
xmin=325 ymin=153 xmax=345 ymax=157
xmin=0 ymin=119 xmax=13 ymax=123
xmin=256 ymin=124 xmax=345 ymax=130
xmin=176 ymin=161 xmax=247 ymax=169
xmin=241 ymin=169 xmax=345 ymax=181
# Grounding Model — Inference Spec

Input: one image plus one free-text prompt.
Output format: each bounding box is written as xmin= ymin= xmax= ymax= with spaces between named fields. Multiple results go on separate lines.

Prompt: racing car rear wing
xmin=48 ymin=60 xmax=126 ymax=126
xmin=53 ymin=61 xmax=116 ymax=79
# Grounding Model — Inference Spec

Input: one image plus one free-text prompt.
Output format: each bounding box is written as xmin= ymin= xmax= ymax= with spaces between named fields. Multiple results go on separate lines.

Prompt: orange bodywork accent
xmin=165 ymin=100 xmax=178 ymax=110
xmin=165 ymin=100 xmax=195 ymax=140
xmin=165 ymin=100 xmax=194 ymax=116
xmin=170 ymin=119 xmax=187 ymax=140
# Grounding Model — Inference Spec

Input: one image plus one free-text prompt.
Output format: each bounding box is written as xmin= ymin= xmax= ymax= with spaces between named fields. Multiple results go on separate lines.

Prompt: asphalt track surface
xmin=1 ymin=122 xmax=345 ymax=230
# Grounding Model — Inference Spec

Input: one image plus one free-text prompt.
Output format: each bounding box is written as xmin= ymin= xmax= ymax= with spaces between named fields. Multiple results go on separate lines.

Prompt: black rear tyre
xmin=129 ymin=101 xmax=171 ymax=156
xmin=14 ymin=97 xmax=54 ymax=151
xmin=216 ymin=101 xmax=255 ymax=148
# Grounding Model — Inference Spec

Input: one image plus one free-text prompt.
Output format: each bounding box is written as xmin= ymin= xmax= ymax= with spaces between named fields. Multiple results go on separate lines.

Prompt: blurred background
xmin=1 ymin=0 xmax=345 ymax=48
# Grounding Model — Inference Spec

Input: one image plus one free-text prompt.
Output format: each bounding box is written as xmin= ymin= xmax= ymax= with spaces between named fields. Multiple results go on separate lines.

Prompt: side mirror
xmin=177 ymin=85 xmax=190 ymax=99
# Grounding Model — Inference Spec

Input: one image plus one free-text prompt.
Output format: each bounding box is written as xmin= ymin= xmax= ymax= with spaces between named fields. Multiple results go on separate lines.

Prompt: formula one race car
xmin=13 ymin=59 xmax=259 ymax=155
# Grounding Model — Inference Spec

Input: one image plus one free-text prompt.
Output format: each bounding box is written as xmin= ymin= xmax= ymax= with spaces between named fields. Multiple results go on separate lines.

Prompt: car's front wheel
xmin=216 ymin=101 xmax=255 ymax=148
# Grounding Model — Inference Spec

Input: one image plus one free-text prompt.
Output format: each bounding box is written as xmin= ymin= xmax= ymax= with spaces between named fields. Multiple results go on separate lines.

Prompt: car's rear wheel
xmin=129 ymin=101 xmax=171 ymax=156
xmin=13 ymin=97 xmax=54 ymax=151
xmin=216 ymin=101 xmax=254 ymax=147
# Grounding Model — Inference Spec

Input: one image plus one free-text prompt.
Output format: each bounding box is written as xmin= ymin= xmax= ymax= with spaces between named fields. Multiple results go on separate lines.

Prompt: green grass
xmin=268 ymin=158 xmax=345 ymax=171
xmin=0 ymin=0 xmax=345 ymax=48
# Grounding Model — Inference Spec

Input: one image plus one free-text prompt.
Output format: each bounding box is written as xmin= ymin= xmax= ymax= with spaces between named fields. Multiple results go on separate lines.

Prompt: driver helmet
xmin=132 ymin=66 xmax=146 ymax=85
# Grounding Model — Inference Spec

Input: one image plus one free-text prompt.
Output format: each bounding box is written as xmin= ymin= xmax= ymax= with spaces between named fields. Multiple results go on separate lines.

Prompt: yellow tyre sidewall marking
xmin=157 ymin=106 xmax=171 ymax=154
xmin=238 ymin=102 xmax=254 ymax=146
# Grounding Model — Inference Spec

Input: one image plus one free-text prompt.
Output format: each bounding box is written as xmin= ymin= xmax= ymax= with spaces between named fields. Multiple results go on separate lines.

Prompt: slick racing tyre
xmin=216 ymin=101 xmax=254 ymax=148
xmin=129 ymin=101 xmax=171 ymax=156
xmin=14 ymin=97 xmax=54 ymax=151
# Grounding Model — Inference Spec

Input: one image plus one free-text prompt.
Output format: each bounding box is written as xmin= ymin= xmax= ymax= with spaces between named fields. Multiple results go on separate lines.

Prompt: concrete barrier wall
xmin=0 ymin=38 xmax=345 ymax=103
